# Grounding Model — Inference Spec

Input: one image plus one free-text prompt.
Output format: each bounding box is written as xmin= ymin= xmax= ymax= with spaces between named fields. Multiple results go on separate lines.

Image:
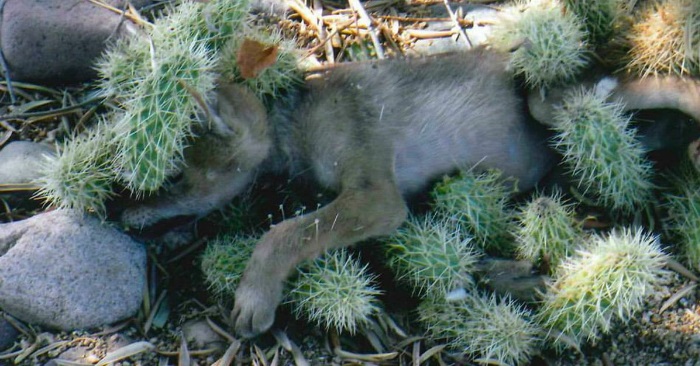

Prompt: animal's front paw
xmin=231 ymin=275 xmax=282 ymax=338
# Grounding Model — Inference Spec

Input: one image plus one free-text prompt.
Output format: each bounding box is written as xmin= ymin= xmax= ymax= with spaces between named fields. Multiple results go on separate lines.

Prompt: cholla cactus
xmin=418 ymin=292 xmax=540 ymax=365
xmin=516 ymin=192 xmax=582 ymax=272
xmin=218 ymin=24 xmax=300 ymax=99
xmin=625 ymin=0 xmax=700 ymax=77
xmin=564 ymin=0 xmax=625 ymax=45
xmin=431 ymin=169 xmax=514 ymax=255
xmin=35 ymin=118 xmax=116 ymax=217
xmin=385 ymin=214 xmax=480 ymax=299
xmin=94 ymin=0 xmax=250 ymax=194
xmin=112 ymin=39 xmax=218 ymax=193
xmin=288 ymin=249 xmax=382 ymax=334
xmin=663 ymin=163 xmax=700 ymax=271
xmin=537 ymin=228 xmax=669 ymax=349
xmin=200 ymin=234 xmax=258 ymax=298
xmin=552 ymin=87 xmax=654 ymax=213
xmin=489 ymin=0 xmax=589 ymax=89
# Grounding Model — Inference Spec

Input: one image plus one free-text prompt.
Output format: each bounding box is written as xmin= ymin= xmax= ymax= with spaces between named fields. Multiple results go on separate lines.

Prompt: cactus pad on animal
xmin=552 ymin=87 xmax=654 ymax=212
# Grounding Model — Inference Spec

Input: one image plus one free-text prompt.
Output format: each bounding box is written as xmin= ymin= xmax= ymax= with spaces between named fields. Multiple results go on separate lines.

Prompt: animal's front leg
xmin=231 ymin=180 xmax=408 ymax=337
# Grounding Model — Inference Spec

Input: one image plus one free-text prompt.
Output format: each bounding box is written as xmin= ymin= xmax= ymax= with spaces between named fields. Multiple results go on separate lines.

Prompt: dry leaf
xmin=237 ymin=38 xmax=279 ymax=79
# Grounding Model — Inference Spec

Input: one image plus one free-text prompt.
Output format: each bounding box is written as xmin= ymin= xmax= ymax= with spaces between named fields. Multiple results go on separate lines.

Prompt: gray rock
xmin=0 ymin=0 xmax=139 ymax=83
xmin=182 ymin=319 xmax=225 ymax=349
xmin=106 ymin=0 xmax=157 ymax=9
xmin=0 ymin=141 xmax=54 ymax=185
xmin=408 ymin=5 xmax=498 ymax=57
xmin=0 ymin=210 xmax=146 ymax=330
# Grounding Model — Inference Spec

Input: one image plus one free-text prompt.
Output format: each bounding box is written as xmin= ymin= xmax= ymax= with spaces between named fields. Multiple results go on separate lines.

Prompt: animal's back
xmin=290 ymin=48 xmax=555 ymax=193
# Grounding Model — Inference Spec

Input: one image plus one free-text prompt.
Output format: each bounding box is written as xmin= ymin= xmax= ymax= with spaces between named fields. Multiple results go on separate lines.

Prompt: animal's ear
xmin=192 ymin=82 xmax=268 ymax=138
xmin=205 ymin=98 xmax=237 ymax=137
xmin=178 ymin=79 xmax=237 ymax=137
xmin=212 ymin=83 xmax=268 ymax=137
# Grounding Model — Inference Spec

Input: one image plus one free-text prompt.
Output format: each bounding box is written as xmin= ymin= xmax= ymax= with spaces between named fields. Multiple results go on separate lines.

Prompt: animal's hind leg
xmin=528 ymin=76 xmax=700 ymax=125
xmin=607 ymin=77 xmax=700 ymax=123
xmin=230 ymin=148 xmax=408 ymax=337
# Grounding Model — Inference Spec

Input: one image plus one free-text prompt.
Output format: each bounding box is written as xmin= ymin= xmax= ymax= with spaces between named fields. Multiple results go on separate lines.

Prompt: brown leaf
xmin=236 ymin=38 xmax=279 ymax=79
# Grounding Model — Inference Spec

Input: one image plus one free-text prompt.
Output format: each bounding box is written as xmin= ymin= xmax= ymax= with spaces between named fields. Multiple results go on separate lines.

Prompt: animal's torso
xmin=270 ymin=49 xmax=555 ymax=194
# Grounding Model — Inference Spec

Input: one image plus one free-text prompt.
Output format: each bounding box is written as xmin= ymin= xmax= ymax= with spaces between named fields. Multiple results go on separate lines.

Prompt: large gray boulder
xmin=0 ymin=141 xmax=54 ymax=185
xmin=0 ymin=0 xmax=154 ymax=83
xmin=0 ymin=210 xmax=146 ymax=330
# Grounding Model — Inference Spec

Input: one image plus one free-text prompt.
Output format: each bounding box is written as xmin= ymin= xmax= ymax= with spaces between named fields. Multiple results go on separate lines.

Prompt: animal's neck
xmin=264 ymin=87 xmax=306 ymax=176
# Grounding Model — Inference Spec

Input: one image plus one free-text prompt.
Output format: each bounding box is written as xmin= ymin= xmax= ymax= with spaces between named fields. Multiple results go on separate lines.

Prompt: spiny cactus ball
xmin=564 ymin=0 xmax=625 ymax=46
xmin=663 ymin=163 xmax=700 ymax=272
xmin=552 ymin=87 xmax=654 ymax=213
xmin=96 ymin=0 xmax=249 ymax=195
xmin=625 ymin=0 xmax=700 ymax=77
xmin=489 ymin=0 xmax=589 ymax=89
xmin=385 ymin=214 xmax=480 ymax=299
xmin=418 ymin=292 xmax=540 ymax=365
xmin=431 ymin=169 xmax=514 ymax=255
xmin=219 ymin=24 xmax=300 ymax=99
xmin=516 ymin=192 xmax=582 ymax=272
xmin=35 ymin=120 xmax=116 ymax=218
xmin=200 ymin=234 xmax=258 ymax=298
xmin=537 ymin=228 xmax=669 ymax=349
xmin=288 ymin=249 xmax=382 ymax=334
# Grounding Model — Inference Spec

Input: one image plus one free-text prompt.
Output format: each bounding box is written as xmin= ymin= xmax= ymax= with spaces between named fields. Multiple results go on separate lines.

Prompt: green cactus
xmin=200 ymin=234 xmax=258 ymax=298
xmin=96 ymin=0 xmax=250 ymax=194
xmin=418 ymin=292 xmax=540 ymax=365
xmin=625 ymin=0 xmax=700 ymax=77
xmin=431 ymin=169 xmax=514 ymax=255
xmin=385 ymin=214 xmax=480 ymax=299
xmin=112 ymin=38 xmax=217 ymax=193
xmin=35 ymin=118 xmax=116 ymax=218
xmin=537 ymin=228 xmax=669 ymax=349
xmin=552 ymin=87 xmax=654 ymax=213
xmin=663 ymin=163 xmax=700 ymax=272
xmin=564 ymin=0 xmax=625 ymax=46
xmin=489 ymin=0 xmax=589 ymax=89
xmin=515 ymin=192 xmax=582 ymax=272
xmin=288 ymin=249 xmax=382 ymax=334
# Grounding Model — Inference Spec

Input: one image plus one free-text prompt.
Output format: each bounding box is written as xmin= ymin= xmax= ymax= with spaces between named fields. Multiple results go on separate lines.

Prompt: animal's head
xmin=121 ymin=83 xmax=271 ymax=229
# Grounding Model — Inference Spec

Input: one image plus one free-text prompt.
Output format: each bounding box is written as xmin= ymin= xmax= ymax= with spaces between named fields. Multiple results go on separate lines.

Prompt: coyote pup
xmin=124 ymin=47 xmax=700 ymax=337
xmin=123 ymin=47 xmax=554 ymax=336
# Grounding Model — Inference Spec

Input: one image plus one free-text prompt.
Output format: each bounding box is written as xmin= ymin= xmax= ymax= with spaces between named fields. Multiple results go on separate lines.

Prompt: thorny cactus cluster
xmin=418 ymin=293 xmax=540 ymax=365
xmin=515 ymin=192 xmax=581 ymax=272
xmin=552 ymin=87 xmax=655 ymax=213
xmin=489 ymin=0 xmax=590 ymax=89
xmin=34 ymin=0 xmax=700 ymax=364
xmin=537 ymin=229 xmax=670 ymax=348
xmin=385 ymin=214 xmax=480 ymax=298
xmin=37 ymin=0 xmax=299 ymax=214
xmin=625 ymin=0 xmax=700 ymax=77
xmin=431 ymin=170 xmax=515 ymax=255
